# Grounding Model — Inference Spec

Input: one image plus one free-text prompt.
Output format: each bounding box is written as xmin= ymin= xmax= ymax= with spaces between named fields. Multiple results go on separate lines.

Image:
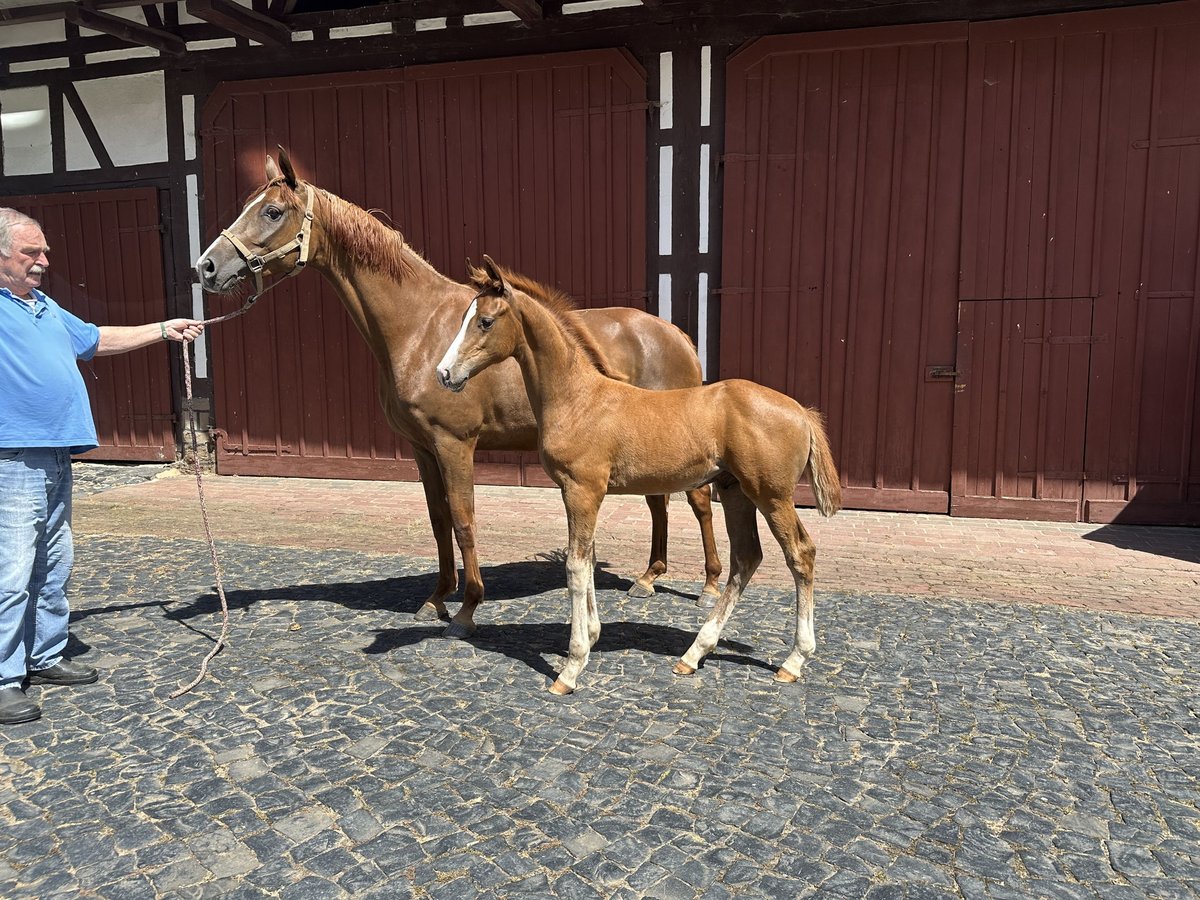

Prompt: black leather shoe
xmin=0 ymin=687 xmax=41 ymax=724
xmin=29 ymin=660 xmax=99 ymax=685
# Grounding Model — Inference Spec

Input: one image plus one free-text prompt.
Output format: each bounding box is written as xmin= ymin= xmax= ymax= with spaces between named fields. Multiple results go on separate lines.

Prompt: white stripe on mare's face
xmin=436 ymin=299 xmax=478 ymax=389
xmin=197 ymin=191 xmax=268 ymax=262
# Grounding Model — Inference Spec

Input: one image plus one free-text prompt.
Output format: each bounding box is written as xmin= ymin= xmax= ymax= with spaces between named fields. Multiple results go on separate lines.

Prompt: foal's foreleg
xmin=412 ymin=449 xmax=456 ymax=622
xmin=674 ymin=482 xmax=761 ymax=675
xmin=629 ymin=494 xmax=669 ymax=598
xmin=550 ymin=483 xmax=604 ymax=695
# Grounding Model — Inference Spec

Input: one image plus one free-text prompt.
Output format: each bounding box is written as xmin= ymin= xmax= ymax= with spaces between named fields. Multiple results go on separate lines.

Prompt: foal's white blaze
xmin=436 ymin=299 xmax=478 ymax=386
xmin=197 ymin=191 xmax=268 ymax=263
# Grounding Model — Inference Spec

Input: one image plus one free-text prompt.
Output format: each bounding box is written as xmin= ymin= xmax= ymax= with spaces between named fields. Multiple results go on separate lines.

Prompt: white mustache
xmin=29 ymin=265 xmax=45 ymax=275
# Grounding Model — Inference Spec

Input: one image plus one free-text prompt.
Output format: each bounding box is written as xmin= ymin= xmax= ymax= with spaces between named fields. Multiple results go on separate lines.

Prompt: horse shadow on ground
xmin=359 ymin=620 xmax=765 ymax=683
xmin=156 ymin=555 xmax=703 ymax=623
xmin=88 ymin=556 xmax=760 ymax=683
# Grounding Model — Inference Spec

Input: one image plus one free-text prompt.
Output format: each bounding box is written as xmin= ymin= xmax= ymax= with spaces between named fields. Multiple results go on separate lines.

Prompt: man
xmin=0 ymin=207 xmax=204 ymax=725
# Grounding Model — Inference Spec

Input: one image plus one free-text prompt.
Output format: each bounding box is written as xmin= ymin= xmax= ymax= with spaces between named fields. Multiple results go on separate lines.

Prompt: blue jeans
xmin=0 ymin=448 xmax=74 ymax=689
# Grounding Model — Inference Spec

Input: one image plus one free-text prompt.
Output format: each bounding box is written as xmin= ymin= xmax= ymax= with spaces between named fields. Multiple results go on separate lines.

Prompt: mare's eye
xmin=479 ymin=316 xmax=494 ymax=332
xmin=264 ymin=206 xmax=283 ymax=221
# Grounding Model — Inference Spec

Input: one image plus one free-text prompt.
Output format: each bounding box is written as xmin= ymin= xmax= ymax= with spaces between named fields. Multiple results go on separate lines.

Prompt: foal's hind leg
xmin=629 ymin=494 xmax=669 ymax=598
xmin=758 ymin=496 xmax=818 ymax=682
xmin=674 ymin=481 xmax=761 ymax=675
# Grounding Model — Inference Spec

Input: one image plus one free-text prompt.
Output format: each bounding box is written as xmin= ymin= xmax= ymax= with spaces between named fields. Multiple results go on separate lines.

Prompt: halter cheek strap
xmin=218 ymin=180 xmax=316 ymax=302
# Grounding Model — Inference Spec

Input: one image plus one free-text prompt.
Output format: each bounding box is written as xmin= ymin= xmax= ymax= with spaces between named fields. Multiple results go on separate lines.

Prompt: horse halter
xmin=218 ymin=180 xmax=316 ymax=301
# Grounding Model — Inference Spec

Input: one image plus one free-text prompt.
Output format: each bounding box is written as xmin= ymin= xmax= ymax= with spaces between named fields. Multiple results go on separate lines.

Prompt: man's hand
xmin=162 ymin=319 xmax=205 ymax=343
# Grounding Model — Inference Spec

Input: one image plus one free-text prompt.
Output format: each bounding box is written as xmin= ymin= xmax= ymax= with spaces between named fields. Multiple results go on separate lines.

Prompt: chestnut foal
xmin=437 ymin=257 xmax=842 ymax=694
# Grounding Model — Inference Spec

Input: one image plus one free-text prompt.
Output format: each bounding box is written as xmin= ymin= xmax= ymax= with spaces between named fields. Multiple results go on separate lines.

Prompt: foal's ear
xmin=277 ymin=147 xmax=299 ymax=189
xmin=265 ymin=154 xmax=282 ymax=182
xmin=481 ymin=254 xmax=513 ymax=298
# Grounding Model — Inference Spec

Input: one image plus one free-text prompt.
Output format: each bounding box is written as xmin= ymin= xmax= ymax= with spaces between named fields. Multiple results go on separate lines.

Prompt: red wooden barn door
xmin=720 ymin=24 xmax=968 ymax=514
xmin=1 ymin=188 xmax=175 ymax=461
xmin=954 ymin=2 xmax=1200 ymax=523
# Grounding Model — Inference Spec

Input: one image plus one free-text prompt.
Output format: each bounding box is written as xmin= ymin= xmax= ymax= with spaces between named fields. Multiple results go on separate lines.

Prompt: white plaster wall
xmin=0 ymin=20 xmax=65 ymax=49
xmin=72 ymin=72 xmax=169 ymax=169
xmin=0 ymin=86 xmax=52 ymax=176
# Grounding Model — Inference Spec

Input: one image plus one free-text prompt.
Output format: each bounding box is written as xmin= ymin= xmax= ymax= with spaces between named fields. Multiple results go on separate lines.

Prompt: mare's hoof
xmin=548 ymin=679 xmax=574 ymax=696
xmin=626 ymin=582 xmax=655 ymax=599
xmin=695 ymin=591 xmax=718 ymax=610
xmin=672 ymin=660 xmax=697 ymax=676
xmin=773 ymin=667 xmax=800 ymax=684
xmin=442 ymin=621 xmax=474 ymax=640
xmin=414 ymin=603 xmax=450 ymax=623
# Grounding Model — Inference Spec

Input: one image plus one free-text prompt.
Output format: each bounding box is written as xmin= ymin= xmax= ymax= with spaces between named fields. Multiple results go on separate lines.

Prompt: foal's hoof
xmin=548 ymin=679 xmax=574 ymax=696
xmin=626 ymin=581 xmax=655 ymax=599
xmin=672 ymin=660 xmax=697 ymax=676
xmin=414 ymin=602 xmax=450 ymax=623
xmin=694 ymin=591 xmax=718 ymax=610
xmin=773 ymin=667 xmax=800 ymax=684
xmin=442 ymin=621 xmax=475 ymax=640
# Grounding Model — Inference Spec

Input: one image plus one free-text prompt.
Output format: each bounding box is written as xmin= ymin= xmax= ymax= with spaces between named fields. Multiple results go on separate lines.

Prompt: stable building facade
xmin=2 ymin=0 xmax=1198 ymax=524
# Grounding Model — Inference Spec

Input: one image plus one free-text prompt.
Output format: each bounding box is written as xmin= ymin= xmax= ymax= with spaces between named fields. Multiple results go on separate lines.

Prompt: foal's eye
xmin=479 ymin=316 xmax=495 ymax=332
xmin=263 ymin=206 xmax=283 ymax=221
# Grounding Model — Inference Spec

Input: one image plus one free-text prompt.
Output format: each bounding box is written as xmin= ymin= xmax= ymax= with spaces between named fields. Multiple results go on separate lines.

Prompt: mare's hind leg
xmin=412 ymin=448 xmax=455 ymax=622
xmin=629 ymin=494 xmax=669 ymax=598
xmin=674 ymin=481 xmax=761 ymax=675
xmin=757 ymin=495 xmax=818 ymax=682
xmin=551 ymin=481 xmax=605 ymax=695
xmin=685 ymin=485 xmax=723 ymax=602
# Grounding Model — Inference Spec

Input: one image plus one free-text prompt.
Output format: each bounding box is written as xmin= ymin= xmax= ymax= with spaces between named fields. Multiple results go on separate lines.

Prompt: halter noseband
xmin=219 ymin=179 xmax=316 ymax=302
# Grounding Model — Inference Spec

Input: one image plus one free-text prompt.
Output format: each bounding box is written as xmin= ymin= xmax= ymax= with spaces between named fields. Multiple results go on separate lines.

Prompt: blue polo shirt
xmin=0 ymin=287 xmax=102 ymax=453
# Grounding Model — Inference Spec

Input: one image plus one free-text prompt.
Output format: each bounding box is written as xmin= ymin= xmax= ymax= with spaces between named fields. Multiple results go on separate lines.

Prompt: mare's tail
xmin=804 ymin=411 xmax=842 ymax=517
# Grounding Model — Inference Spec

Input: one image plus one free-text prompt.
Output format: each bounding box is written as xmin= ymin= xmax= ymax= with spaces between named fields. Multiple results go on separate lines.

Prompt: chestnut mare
xmin=436 ymin=258 xmax=842 ymax=694
xmin=195 ymin=152 xmax=722 ymax=637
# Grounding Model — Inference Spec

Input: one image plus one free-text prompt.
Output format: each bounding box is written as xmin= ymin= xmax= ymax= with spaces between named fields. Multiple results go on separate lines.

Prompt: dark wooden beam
xmin=62 ymin=5 xmax=186 ymax=54
xmin=186 ymin=0 xmax=292 ymax=45
xmin=496 ymin=0 xmax=543 ymax=21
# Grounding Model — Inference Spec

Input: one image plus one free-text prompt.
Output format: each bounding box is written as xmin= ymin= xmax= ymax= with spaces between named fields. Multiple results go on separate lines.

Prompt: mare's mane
xmin=468 ymin=263 xmax=618 ymax=378
xmin=245 ymin=179 xmax=416 ymax=282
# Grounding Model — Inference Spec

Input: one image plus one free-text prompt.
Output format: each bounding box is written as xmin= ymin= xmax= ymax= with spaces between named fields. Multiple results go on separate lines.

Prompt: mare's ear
xmin=265 ymin=154 xmax=282 ymax=182
xmin=481 ymin=254 xmax=513 ymax=299
xmin=277 ymin=147 xmax=299 ymax=188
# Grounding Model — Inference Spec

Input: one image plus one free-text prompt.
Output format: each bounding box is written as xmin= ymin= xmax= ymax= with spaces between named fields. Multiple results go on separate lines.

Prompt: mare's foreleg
xmin=685 ymin=485 xmax=723 ymax=602
xmin=412 ymin=448 xmax=456 ymax=622
xmin=674 ymin=480 xmax=761 ymax=675
xmin=759 ymin=497 xmax=818 ymax=682
xmin=435 ymin=440 xmax=485 ymax=639
xmin=550 ymin=482 xmax=605 ymax=695
xmin=629 ymin=494 xmax=669 ymax=598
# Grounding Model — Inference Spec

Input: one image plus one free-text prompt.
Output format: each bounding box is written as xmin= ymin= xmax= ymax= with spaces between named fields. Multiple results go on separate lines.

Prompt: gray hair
xmin=0 ymin=207 xmax=42 ymax=256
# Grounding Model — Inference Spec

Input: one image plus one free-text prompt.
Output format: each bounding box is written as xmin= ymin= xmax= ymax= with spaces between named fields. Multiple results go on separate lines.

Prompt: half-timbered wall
xmin=1 ymin=0 xmax=1194 ymax=523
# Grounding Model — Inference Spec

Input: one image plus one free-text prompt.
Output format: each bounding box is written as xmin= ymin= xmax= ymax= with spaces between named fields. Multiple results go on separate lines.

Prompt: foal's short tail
xmin=805 ymin=411 xmax=842 ymax=518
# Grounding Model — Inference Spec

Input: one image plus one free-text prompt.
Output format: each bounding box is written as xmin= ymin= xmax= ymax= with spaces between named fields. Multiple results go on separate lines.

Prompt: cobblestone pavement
xmin=1 ymin=464 xmax=1198 ymax=898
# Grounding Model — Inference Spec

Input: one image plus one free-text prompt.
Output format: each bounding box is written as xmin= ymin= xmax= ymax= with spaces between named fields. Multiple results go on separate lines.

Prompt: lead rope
xmin=169 ymin=184 xmax=315 ymax=698
xmin=168 ymin=299 xmax=262 ymax=699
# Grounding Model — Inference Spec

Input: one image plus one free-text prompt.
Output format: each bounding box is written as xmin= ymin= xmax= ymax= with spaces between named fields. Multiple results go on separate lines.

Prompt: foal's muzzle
xmin=436 ymin=367 xmax=467 ymax=393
